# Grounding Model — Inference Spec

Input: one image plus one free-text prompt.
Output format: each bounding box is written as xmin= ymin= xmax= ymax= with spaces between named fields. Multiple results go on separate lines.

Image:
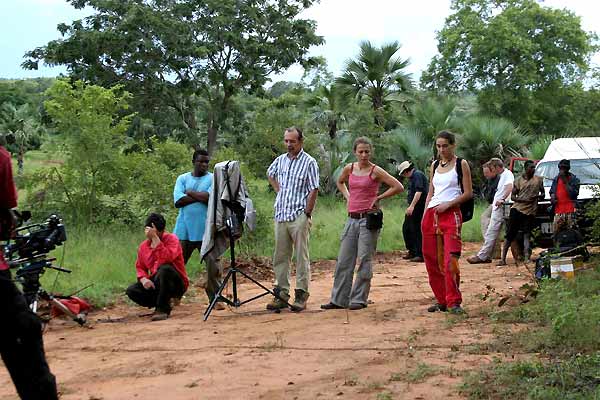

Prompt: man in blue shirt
xmin=174 ymin=149 xmax=213 ymax=295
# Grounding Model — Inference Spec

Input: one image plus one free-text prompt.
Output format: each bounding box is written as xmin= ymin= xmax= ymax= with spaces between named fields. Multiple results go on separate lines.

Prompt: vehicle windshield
xmin=536 ymin=159 xmax=600 ymax=186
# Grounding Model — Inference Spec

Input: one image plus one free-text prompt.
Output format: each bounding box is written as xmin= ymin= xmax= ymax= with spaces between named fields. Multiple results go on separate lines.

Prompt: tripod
xmin=203 ymin=216 xmax=291 ymax=321
xmin=16 ymin=258 xmax=87 ymax=326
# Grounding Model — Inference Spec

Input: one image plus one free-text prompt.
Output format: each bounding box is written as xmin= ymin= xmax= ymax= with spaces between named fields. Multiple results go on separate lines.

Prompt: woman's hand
xmin=435 ymin=202 xmax=452 ymax=214
xmin=370 ymin=198 xmax=380 ymax=210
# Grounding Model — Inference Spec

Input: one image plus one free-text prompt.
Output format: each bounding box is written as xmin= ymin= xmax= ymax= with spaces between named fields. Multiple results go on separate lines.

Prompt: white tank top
xmin=428 ymin=165 xmax=462 ymax=209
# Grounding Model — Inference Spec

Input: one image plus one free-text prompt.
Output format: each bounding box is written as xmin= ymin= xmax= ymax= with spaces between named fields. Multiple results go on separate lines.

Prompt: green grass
xmin=461 ymin=266 xmax=600 ymax=399
xmin=461 ymin=355 xmax=600 ymax=400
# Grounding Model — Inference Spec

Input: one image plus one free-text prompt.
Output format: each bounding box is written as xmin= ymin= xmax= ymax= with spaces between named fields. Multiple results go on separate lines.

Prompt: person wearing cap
xmin=398 ymin=161 xmax=428 ymax=262
xmin=549 ymin=159 xmax=580 ymax=233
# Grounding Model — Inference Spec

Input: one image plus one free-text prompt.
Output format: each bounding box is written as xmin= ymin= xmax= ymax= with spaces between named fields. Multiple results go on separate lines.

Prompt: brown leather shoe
xmin=467 ymin=255 xmax=491 ymax=264
xmin=290 ymin=289 xmax=310 ymax=312
xmin=151 ymin=312 xmax=169 ymax=321
xmin=266 ymin=290 xmax=290 ymax=310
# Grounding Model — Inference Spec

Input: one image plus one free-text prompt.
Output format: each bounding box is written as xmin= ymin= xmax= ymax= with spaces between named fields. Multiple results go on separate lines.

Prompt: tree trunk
xmin=207 ymin=120 xmax=218 ymax=156
xmin=328 ymin=120 xmax=337 ymax=140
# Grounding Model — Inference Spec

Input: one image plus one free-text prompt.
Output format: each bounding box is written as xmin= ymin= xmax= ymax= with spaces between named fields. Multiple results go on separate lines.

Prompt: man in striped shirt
xmin=266 ymin=127 xmax=319 ymax=312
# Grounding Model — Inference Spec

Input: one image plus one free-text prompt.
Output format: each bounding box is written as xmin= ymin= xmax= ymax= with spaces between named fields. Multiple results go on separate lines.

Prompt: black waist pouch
xmin=366 ymin=210 xmax=383 ymax=230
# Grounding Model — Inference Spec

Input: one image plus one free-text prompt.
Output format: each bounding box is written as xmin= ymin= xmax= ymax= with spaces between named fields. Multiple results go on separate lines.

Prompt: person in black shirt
xmin=398 ymin=161 xmax=428 ymax=262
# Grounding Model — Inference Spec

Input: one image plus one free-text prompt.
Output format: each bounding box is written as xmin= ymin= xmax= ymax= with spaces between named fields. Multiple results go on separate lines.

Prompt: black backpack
xmin=433 ymin=157 xmax=474 ymax=222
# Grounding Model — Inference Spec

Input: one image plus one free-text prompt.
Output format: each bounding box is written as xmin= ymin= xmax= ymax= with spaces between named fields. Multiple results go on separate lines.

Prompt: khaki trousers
xmin=273 ymin=213 xmax=312 ymax=294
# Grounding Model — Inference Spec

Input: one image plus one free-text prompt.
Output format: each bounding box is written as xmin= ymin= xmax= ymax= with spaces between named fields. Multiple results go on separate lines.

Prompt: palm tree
xmin=408 ymin=96 xmax=458 ymax=142
xmin=384 ymin=127 xmax=432 ymax=172
xmin=456 ymin=115 xmax=529 ymax=184
xmin=336 ymin=41 xmax=413 ymax=128
xmin=306 ymin=84 xmax=349 ymax=140
xmin=0 ymin=103 xmax=44 ymax=173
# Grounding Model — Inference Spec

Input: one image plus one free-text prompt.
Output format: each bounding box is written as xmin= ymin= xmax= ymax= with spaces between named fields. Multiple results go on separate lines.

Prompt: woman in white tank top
xmin=421 ymin=131 xmax=473 ymax=315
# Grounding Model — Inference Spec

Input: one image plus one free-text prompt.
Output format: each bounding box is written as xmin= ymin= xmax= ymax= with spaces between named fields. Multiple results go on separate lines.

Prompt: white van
xmin=535 ymin=137 xmax=600 ymax=201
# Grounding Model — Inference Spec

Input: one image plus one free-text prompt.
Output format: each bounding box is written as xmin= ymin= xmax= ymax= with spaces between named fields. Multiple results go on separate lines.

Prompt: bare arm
xmin=408 ymin=192 xmax=423 ymax=210
xmin=495 ymin=182 xmax=513 ymax=207
xmin=186 ymin=191 xmax=209 ymax=204
xmin=305 ymin=189 xmax=318 ymax=215
xmin=175 ymin=196 xmax=195 ymax=208
xmin=446 ymin=159 xmax=473 ymax=209
xmin=423 ymin=162 xmax=436 ymax=210
xmin=268 ymin=175 xmax=280 ymax=193
xmin=373 ymin=166 xmax=404 ymax=204
xmin=336 ymin=164 xmax=352 ymax=201
xmin=175 ymin=191 xmax=210 ymax=208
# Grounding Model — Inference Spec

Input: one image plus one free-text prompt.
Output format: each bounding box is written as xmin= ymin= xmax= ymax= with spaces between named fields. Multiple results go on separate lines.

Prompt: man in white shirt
xmin=467 ymin=158 xmax=514 ymax=264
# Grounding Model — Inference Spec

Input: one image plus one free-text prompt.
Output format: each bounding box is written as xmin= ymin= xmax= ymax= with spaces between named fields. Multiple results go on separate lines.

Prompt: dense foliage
xmin=422 ymin=0 xmax=600 ymax=136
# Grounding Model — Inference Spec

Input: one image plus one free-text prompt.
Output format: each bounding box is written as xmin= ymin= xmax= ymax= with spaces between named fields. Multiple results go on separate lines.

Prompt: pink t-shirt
xmin=347 ymin=164 xmax=379 ymax=213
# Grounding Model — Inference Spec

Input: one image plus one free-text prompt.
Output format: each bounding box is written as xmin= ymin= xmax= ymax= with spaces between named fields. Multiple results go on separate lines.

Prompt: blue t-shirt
xmin=173 ymin=172 xmax=213 ymax=241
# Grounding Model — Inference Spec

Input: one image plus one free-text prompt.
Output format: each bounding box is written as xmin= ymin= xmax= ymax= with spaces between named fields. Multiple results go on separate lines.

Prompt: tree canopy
xmin=24 ymin=0 xmax=323 ymax=154
xmin=421 ymin=0 xmax=598 ymax=135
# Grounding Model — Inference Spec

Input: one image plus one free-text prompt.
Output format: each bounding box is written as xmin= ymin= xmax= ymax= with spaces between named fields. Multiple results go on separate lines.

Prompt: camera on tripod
xmin=4 ymin=212 xmax=66 ymax=262
xmin=2 ymin=212 xmax=85 ymax=325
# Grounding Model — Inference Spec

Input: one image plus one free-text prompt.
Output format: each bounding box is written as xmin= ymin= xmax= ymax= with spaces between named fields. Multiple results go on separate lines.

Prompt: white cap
xmin=397 ymin=161 xmax=411 ymax=175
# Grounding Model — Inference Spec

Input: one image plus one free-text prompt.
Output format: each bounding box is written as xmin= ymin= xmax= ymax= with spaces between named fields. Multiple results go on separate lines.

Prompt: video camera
xmin=1 ymin=212 xmax=82 ymax=324
xmin=4 ymin=212 xmax=67 ymax=265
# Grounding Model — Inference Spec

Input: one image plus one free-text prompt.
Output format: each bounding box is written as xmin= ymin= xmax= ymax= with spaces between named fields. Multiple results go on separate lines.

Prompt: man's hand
xmin=140 ymin=277 xmax=155 ymax=290
xmin=145 ymin=224 xmax=159 ymax=240
xmin=405 ymin=206 xmax=414 ymax=216
xmin=495 ymin=199 xmax=504 ymax=207
xmin=145 ymin=224 xmax=161 ymax=248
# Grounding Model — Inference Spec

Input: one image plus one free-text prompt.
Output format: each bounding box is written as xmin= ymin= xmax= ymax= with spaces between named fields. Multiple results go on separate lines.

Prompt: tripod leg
xmin=235 ymin=269 xmax=293 ymax=308
xmin=203 ymin=268 xmax=235 ymax=321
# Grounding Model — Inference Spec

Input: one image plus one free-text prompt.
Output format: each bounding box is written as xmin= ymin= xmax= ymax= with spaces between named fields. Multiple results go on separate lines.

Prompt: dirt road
xmin=0 ymin=245 xmax=532 ymax=400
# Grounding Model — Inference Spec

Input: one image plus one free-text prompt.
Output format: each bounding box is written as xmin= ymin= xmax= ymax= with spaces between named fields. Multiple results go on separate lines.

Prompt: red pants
xmin=421 ymin=207 xmax=462 ymax=307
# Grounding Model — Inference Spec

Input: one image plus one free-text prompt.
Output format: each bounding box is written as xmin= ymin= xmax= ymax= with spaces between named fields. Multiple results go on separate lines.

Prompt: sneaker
xmin=320 ymin=302 xmax=345 ymax=310
xmin=266 ymin=290 xmax=290 ymax=310
xmin=402 ymin=253 xmax=415 ymax=260
xmin=151 ymin=312 xmax=169 ymax=321
xmin=427 ymin=303 xmax=447 ymax=312
xmin=448 ymin=305 xmax=465 ymax=315
xmin=409 ymin=256 xmax=424 ymax=263
xmin=348 ymin=303 xmax=367 ymax=310
xmin=467 ymin=255 xmax=492 ymax=264
xmin=290 ymin=289 xmax=310 ymax=312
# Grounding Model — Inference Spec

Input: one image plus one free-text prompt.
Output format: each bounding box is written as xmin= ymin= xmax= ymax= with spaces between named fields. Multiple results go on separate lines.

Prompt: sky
xmin=1 ymin=0 xmax=599 ymax=83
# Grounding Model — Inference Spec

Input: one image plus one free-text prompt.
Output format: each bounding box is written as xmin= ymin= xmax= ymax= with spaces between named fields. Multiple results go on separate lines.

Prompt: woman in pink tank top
xmin=321 ymin=137 xmax=403 ymax=310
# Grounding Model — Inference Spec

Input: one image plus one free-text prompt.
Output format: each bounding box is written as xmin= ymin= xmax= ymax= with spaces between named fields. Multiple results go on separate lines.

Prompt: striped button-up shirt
xmin=267 ymin=149 xmax=320 ymax=222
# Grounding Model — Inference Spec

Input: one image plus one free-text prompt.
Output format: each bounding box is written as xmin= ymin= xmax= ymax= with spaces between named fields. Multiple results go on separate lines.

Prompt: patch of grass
xmin=462 ymin=266 xmax=600 ymax=399
xmin=389 ymin=363 xmax=441 ymax=384
xmin=461 ymin=354 xmax=600 ymax=400
xmin=494 ymin=268 xmax=600 ymax=353
xmin=376 ymin=391 xmax=393 ymax=400
xmin=407 ymin=362 xmax=441 ymax=383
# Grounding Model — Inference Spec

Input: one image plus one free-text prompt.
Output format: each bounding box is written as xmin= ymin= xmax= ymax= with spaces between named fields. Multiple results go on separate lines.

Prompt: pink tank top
xmin=348 ymin=164 xmax=379 ymax=212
